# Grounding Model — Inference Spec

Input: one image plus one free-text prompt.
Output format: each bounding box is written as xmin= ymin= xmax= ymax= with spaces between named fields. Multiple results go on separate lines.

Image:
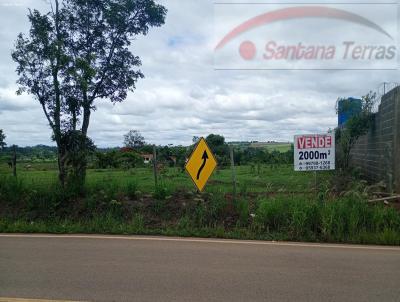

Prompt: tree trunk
xmin=82 ymin=106 xmax=91 ymax=136
xmin=75 ymin=159 xmax=87 ymax=187
xmin=53 ymin=0 xmax=64 ymax=188
xmin=71 ymin=104 xmax=91 ymax=187
xmin=57 ymin=143 xmax=66 ymax=187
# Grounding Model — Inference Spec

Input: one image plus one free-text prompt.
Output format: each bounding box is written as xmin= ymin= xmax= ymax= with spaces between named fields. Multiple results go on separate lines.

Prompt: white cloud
xmin=0 ymin=0 xmax=397 ymax=147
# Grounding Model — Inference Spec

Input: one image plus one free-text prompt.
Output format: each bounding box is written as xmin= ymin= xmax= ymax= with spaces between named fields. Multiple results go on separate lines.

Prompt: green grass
xmin=1 ymin=197 xmax=399 ymax=245
xmin=0 ymin=163 xmax=320 ymax=194
xmin=1 ymin=163 xmax=399 ymax=245
xmin=250 ymin=142 xmax=292 ymax=153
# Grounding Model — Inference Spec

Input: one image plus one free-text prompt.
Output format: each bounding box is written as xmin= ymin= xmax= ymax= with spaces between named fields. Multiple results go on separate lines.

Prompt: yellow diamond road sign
xmin=185 ymin=137 xmax=218 ymax=192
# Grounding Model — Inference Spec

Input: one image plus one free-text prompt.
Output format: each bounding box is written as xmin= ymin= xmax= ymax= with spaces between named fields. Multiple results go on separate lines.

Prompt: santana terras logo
xmin=214 ymin=4 xmax=397 ymax=70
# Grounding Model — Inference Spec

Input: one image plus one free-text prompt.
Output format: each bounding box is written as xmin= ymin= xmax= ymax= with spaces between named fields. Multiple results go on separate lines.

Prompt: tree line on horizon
xmin=0 ymin=129 xmax=294 ymax=170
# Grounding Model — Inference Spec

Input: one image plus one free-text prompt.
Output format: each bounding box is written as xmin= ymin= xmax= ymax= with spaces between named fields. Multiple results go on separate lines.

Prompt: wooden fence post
xmin=153 ymin=145 xmax=158 ymax=188
xmin=230 ymin=146 xmax=237 ymax=198
xmin=12 ymin=145 xmax=17 ymax=177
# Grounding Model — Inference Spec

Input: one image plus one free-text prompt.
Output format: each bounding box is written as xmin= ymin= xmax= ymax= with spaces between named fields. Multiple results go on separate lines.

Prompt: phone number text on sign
xmin=294 ymin=134 xmax=335 ymax=171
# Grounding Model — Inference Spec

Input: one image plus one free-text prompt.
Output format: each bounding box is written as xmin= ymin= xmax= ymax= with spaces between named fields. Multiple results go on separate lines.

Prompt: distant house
xmin=141 ymin=154 xmax=154 ymax=164
xmin=139 ymin=154 xmax=177 ymax=165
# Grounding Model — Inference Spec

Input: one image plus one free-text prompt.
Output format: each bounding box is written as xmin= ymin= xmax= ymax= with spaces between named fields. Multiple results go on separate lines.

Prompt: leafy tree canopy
xmin=0 ymin=129 xmax=6 ymax=149
xmin=12 ymin=0 xmax=166 ymax=186
xmin=124 ymin=130 xmax=146 ymax=149
xmin=336 ymin=91 xmax=377 ymax=170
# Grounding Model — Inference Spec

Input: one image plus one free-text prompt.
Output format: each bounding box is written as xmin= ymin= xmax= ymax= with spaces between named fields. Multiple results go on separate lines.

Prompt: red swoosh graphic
xmin=215 ymin=6 xmax=393 ymax=50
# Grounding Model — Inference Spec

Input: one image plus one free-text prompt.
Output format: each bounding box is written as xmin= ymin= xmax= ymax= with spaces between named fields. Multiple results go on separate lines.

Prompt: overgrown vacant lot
xmin=0 ymin=163 xmax=317 ymax=193
xmin=1 ymin=163 xmax=399 ymax=245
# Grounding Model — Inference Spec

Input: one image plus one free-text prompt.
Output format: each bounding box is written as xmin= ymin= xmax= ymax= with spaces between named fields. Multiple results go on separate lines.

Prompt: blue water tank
xmin=338 ymin=98 xmax=362 ymax=127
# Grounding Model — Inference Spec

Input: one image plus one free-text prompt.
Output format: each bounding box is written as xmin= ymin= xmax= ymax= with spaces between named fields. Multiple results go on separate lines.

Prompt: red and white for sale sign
xmin=294 ymin=133 xmax=335 ymax=171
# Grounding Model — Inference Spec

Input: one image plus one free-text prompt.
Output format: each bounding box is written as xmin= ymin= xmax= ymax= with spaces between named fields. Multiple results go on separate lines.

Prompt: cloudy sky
xmin=0 ymin=0 xmax=398 ymax=147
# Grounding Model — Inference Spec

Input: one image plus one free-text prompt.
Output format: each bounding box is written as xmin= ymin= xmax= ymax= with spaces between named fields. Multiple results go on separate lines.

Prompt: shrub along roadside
xmin=0 ymin=176 xmax=399 ymax=245
xmin=253 ymin=197 xmax=400 ymax=244
xmin=0 ymin=208 xmax=399 ymax=245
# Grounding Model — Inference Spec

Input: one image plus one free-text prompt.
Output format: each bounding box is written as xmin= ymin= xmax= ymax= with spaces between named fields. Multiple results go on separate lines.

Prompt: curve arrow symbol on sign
xmin=196 ymin=150 xmax=208 ymax=180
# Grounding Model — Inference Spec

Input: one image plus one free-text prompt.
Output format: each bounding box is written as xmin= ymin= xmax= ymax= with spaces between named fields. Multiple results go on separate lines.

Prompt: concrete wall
xmin=350 ymin=87 xmax=400 ymax=193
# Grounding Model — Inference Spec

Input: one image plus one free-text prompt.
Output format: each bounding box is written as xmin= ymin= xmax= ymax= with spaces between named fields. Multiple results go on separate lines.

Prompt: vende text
xmin=297 ymin=135 xmax=332 ymax=149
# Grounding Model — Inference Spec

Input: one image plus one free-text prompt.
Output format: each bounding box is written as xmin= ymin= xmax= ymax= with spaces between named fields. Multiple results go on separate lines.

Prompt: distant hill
xmin=249 ymin=142 xmax=292 ymax=152
xmin=229 ymin=141 xmax=292 ymax=153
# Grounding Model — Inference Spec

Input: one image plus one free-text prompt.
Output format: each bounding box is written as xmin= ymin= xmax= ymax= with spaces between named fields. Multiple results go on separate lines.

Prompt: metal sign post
xmin=314 ymin=171 xmax=317 ymax=199
xmin=294 ymin=133 xmax=335 ymax=199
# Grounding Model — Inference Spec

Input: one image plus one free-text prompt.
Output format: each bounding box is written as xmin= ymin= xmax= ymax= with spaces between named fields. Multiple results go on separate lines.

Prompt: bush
xmin=254 ymin=196 xmax=400 ymax=243
xmin=255 ymin=198 xmax=290 ymax=232
xmin=125 ymin=180 xmax=138 ymax=199
xmin=233 ymin=199 xmax=249 ymax=226
xmin=0 ymin=176 xmax=26 ymax=205
xmin=1 ymin=174 xmax=399 ymax=245
xmin=153 ymin=185 xmax=168 ymax=200
xmin=128 ymin=213 xmax=145 ymax=233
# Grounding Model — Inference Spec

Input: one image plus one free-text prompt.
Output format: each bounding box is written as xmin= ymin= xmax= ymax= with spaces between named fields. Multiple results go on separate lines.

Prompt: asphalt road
xmin=0 ymin=235 xmax=399 ymax=302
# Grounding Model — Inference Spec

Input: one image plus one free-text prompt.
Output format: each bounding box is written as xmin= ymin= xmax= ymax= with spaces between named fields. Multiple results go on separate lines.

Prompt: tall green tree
xmin=12 ymin=0 xmax=166 ymax=186
xmin=0 ymin=129 xmax=6 ymax=149
xmin=336 ymin=92 xmax=377 ymax=170
xmin=205 ymin=134 xmax=229 ymax=166
xmin=124 ymin=130 xmax=145 ymax=149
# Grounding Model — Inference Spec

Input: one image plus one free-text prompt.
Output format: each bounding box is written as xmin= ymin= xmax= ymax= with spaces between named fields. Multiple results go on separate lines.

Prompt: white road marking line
xmin=0 ymin=234 xmax=399 ymax=251
xmin=0 ymin=234 xmax=400 ymax=252
xmin=0 ymin=298 xmax=86 ymax=302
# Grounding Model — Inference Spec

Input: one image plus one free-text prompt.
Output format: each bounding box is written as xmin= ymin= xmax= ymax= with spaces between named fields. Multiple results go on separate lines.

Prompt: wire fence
xmin=372 ymin=82 xmax=400 ymax=112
